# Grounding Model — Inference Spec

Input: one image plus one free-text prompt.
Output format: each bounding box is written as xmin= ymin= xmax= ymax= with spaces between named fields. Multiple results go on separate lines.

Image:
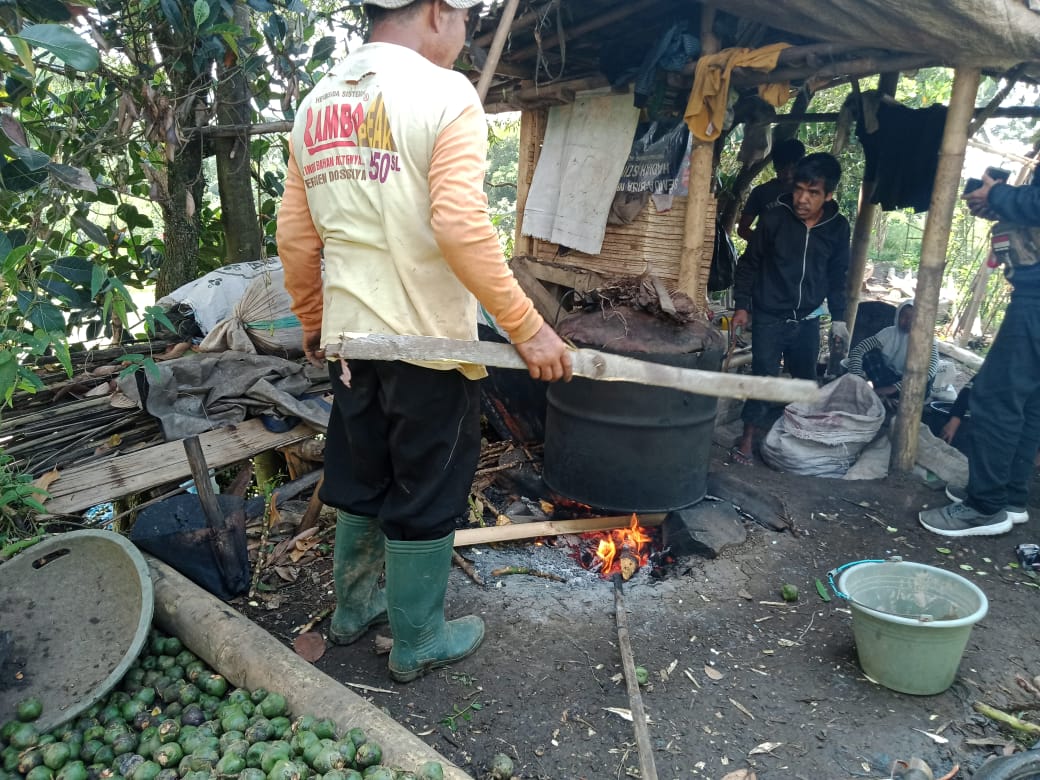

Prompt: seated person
xmin=735 ymin=138 xmax=806 ymax=242
xmin=846 ymin=299 xmax=938 ymax=402
xmin=941 ymin=383 xmax=971 ymax=445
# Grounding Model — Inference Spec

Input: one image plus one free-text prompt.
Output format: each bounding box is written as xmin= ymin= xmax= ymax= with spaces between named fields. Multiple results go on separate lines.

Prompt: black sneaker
xmin=918 ymin=502 xmax=1012 ymax=537
xmin=944 ymin=484 xmax=1029 ymax=524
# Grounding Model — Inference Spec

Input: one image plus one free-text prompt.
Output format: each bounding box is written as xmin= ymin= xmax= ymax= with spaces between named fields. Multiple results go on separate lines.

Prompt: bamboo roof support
xmin=844 ymin=71 xmax=899 ymax=337
xmin=475 ymin=0 xmax=521 ymax=101
xmin=892 ymin=66 xmax=981 ymax=473
xmin=678 ymin=3 xmax=719 ymax=304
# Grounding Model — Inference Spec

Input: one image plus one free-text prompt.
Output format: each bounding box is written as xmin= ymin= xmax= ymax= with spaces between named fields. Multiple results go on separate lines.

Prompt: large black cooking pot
xmin=543 ymin=307 xmax=725 ymax=513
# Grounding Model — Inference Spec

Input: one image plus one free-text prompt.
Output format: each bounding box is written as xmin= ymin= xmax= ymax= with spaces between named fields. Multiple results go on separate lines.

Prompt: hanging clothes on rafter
xmin=683 ymin=42 xmax=791 ymax=142
xmin=856 ymin=102 xmax=948 ymax=212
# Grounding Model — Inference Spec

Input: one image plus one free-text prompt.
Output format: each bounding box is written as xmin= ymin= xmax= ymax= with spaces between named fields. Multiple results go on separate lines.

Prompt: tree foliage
xmin=0 ymin=0 xmax=359 ymax=414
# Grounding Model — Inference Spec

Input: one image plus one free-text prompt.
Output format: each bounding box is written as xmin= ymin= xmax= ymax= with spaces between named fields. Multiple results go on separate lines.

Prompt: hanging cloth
xmin=684 ymin=43 xmax=791 ymax=142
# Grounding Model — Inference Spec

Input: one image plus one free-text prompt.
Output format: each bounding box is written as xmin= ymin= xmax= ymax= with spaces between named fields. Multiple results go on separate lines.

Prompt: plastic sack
xmin=158 ymin=258 xmax=283 ymax=335
xmin=197 ymin=267 xmax=303 ymax=358
xmin=760 ymin=374 xmax=885 ymax=478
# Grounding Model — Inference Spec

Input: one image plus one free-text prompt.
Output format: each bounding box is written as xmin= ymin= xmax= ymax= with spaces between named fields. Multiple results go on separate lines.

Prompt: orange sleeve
xmin=429 ymin=105 xmax=544 ymax=345
xmin=275 ymin=143 xmax=325 ymax=334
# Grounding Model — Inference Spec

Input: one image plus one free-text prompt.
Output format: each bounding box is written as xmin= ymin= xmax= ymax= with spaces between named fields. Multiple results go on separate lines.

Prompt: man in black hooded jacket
xmin=919 ymin=169 xmax=1040 ymax=537
xmin=730 ymin=153 xmax=850 ymax=465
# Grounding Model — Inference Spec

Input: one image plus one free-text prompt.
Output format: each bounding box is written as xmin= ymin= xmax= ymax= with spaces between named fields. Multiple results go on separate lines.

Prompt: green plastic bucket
xmin=836 ymin=560 xmax=988 ymax=695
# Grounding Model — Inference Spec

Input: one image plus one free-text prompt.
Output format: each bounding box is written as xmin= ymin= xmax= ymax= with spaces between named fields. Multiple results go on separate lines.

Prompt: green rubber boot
xmin=328 ymin=511 xmax=388 ymax=645
xmin=385 ymin=533 xmax=485 ymax=682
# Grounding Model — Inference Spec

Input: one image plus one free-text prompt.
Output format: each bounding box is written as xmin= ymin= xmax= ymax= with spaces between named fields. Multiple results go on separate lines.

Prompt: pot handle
xmin=827 ymin=556 xmax=903 ymax=600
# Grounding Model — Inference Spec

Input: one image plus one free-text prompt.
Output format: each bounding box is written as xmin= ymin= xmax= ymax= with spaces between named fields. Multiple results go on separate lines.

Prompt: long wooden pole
xmin=326 ymin=333 xmax=820 ymax=404
xmin=892 ymin=67 xmax=981 ymax=472
xmin=474 ymin=0 xmax=521 ymax=102
xmin=677 ymin=3 xmax=719 ymax=304
xmin=613 ymin=575 xmax=659 ymax=780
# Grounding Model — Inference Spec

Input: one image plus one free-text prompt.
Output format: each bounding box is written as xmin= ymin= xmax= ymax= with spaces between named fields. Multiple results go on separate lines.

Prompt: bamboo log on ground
xmin=327 ymin=333 xmax=819 ymax=404
xmin=613 ymin=575 xmax=658 ymax=780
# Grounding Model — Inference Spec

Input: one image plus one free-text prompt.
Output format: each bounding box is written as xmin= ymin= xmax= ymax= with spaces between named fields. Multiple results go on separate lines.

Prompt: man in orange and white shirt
xmin=276 ymin=0 xmax=571 ymax=683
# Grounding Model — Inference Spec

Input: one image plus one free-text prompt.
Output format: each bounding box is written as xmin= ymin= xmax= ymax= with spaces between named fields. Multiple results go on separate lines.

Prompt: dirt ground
xmin=236 ymin=442 xmax=1040 ymax=780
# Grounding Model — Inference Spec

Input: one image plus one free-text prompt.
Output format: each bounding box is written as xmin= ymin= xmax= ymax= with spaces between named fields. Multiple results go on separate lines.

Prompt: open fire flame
xmin=588 ymin=513 xmax=652 ymax=580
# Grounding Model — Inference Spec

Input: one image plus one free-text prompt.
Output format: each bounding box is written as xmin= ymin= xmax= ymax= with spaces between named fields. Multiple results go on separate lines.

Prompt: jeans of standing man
xmin=966 ymin=289 xmax=1040 ymax=514
xmin=741 ymin=311 xmax=820 ymax=430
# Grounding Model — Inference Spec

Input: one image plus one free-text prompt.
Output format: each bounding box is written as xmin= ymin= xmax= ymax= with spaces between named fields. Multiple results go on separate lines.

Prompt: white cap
xmin=363 ymin=0 xmax=482 ymax=8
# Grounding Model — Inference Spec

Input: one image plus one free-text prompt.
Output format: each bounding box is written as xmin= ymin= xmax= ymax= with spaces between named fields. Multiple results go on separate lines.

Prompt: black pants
xmin=742 ymin=312 xmax=819 ymax=429
xmin=966 ymin=291 xmax=1040 ymax=514
xmin=319 ymin=359 xmax=482 ymax=541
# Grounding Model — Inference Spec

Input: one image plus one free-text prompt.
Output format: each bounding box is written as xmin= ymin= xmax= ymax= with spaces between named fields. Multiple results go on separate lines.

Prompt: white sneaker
xmin=944 ymin=484 xmax=1029 ymax=524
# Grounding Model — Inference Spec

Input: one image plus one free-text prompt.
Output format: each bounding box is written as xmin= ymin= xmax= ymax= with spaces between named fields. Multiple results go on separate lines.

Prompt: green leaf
xmin=814 ymin=578 xmax=831 ymax=602
xmin=8 ymin=143 xmax=51 ymax=171
xmin=19 ymin=0 xmax=73 ymax=22
xmin=144 ymin=305 xmax=176 ymax=336
xmin=0 ymin=159 xmax=48 ymax=191
xmin=37 ymin=276 xmax=88 ymax=307
xmin=91 ymin=264 xmax=107 ymax=298
xmin=193 ymin=0 xmax=210 ymax=26
xmin=936 ymin=547 xmax=952 ymax=555
xmin=47 ymin=162 xmax=97 ymax=194
xmin=49 ymin=255 xmax=94 ymax=285
xmin=26 ymin=300 xmax=66 ymax=332
xmin=159 ymin=0 xmax=187 ymax=35
xmin=0 ymin=351 xmax=18 ymax=406
xmin=14 ymin=24 xmax=100 ymax=72
xmin=49 ymin=334 xmax=72 ymax=377
xmin=309 ymin=36 xmax=336 ymax=64
xmin=143 ymin=357 xmax=161 ymax=381
xmin=71 ymin=213 xmax=109 ymax=246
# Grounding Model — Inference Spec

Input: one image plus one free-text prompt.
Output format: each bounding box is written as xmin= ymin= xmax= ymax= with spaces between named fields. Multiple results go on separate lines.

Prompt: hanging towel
xmin=684 ymin=43 xmax=791 ymax=142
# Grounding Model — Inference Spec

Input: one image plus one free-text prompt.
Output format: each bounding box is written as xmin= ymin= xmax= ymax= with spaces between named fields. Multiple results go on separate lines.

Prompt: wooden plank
xmin=512 ymin=256 xmax=606 ymax=292
xmin=453 ymin=513 xmax=667 ymax=547
xmin=43 ymin=419 xmax=317 ymax=515
xmin=510 ymin=260 xmax=564 ymax=325
xmin=327 ymin=333 xmax=820 ymax=404
xmin=937 ymin=340 xmax=984 ymax=371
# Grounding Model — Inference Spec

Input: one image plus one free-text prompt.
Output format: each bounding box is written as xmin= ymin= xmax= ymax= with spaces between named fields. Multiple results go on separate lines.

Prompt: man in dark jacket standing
xmin=919 ymin=169 xmax=1040 ymax=537
xmin=730 ymin=153 xmax=850 ymax=465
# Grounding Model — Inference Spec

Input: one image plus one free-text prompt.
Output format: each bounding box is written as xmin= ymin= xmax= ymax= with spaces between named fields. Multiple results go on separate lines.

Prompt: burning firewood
xmin=619 ymin=546 xmax=640 ymax=581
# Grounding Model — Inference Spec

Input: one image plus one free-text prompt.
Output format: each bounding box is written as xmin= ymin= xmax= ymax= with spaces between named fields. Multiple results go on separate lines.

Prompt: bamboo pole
xmin=892 ymin=67 xmax=981 ymax=473
xmin=474 ymin=0 xmax=521 ymax=102
xmin=513 ymin=108 xmax=546 ymax=256
xmin=844 ymin=72 xmax=899 ymax=337
xmin=677 ymin=4 xmax=719 ymax=304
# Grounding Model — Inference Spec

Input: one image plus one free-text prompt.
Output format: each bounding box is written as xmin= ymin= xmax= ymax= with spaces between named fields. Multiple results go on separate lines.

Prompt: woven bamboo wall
xmin=515 ymin=110 xmax=716 ymax=307
xmin=530 ymin=196 xmax=716 ymax=301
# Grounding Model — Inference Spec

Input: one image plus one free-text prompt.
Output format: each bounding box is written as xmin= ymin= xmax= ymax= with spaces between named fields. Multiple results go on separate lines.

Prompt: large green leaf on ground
xmin=14 ymin=24 xmax=100 ymax=72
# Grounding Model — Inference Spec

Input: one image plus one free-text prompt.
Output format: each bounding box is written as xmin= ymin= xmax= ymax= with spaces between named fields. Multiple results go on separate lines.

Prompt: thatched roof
xmin=470 ymin=0 xmax=1040 ymax=111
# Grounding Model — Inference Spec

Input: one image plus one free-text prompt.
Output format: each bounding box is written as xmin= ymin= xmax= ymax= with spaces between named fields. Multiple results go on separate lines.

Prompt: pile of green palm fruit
xmin=0 ymin=629 xmax=444 ymax=780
